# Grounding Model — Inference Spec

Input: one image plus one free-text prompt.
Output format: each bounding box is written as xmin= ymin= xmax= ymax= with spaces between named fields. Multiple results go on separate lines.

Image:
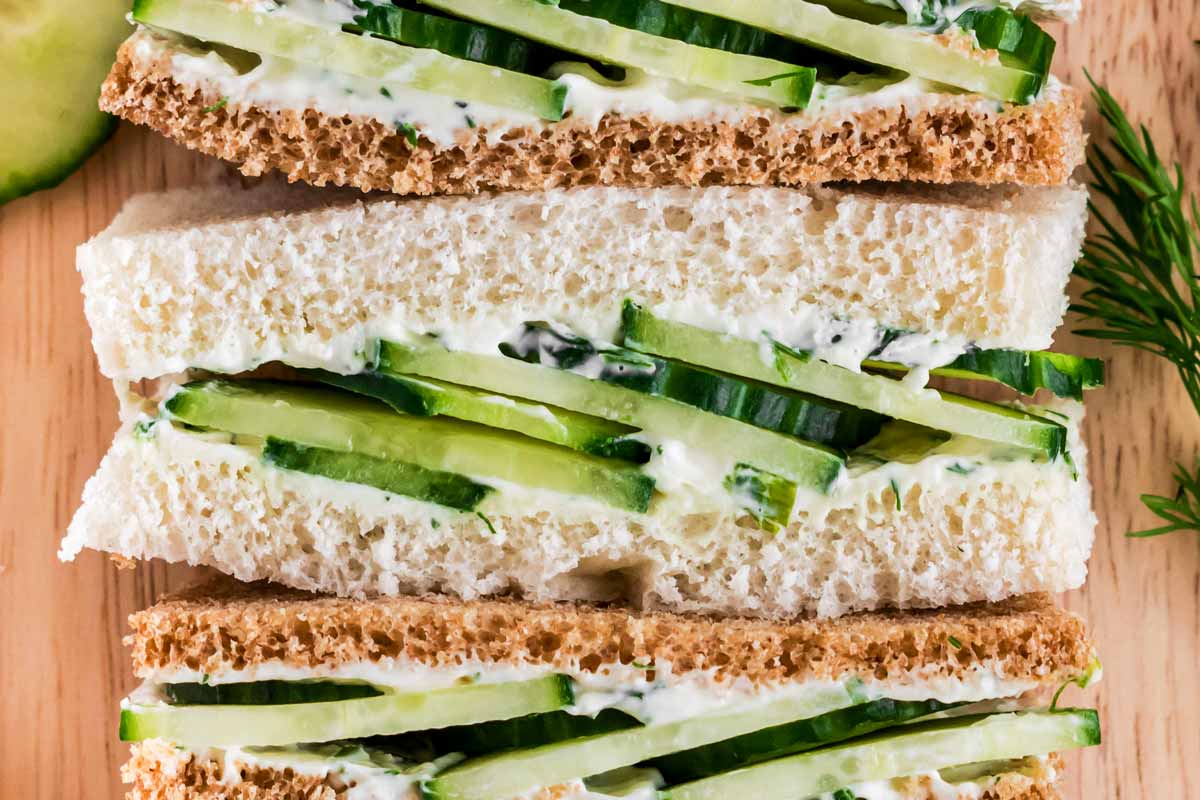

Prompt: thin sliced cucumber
xmin=849 ymin=422 xmax=951 ymax=468
xmin=621 ymin=303 xmax=1067 ymax=460
xmin=661 ymin=710 xmax=1101 ymax=800
xmin=502 ymin=323 xmax=884 ymax=450
xmin=424 ymin=683 xmax=862 ymax=800
xmin=131 ymin=0 xmax=567 ymax=120
xmin=381 ymin=708 xmax=641 ymax=759
xmin=164 ymin=680 xmax=383 ymax=706
xmin=376 ymin=340 xmax=845 ymax=493
xmin=554 ymin=0 xmax=799 ymax=60
xmin=660 ymin=0 xmax=1046 ymax=102
xmin=954 ymin=7 xmax=1055 ymax=91
xmin=0 ymin=3 xmax=130 ymax=204
xmin=418 ymin=0 xmax=817 ymax=107
xmin=308 ymin=369 xmax=650 ymax=463
xmin=865 ymin=348 xmax=1104 ymax=400
xmin=165 ymin=381 xmax=654 ymax=512
xmin=811 ymin=0 xmax=1062 ymax=81
xmin=649 ymin=697 xmax=955 ymax=783
xmin=120 ymin=675 xmax=575 ymax=747
xmin=263 ymin=438 xmax=494 ymax=511
xmin=350 ymin=3 xmax=546 ymax=72
xmin=723 ymin=464 xmax=797 ymax=533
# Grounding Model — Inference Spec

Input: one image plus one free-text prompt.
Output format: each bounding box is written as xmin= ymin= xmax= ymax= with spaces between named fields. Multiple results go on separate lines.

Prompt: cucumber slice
xmin=120 ymin=675 xmax=575 ymax=747
xmin=864 ymin=348 xmax=1104 ymax=400
xmin=417 ymin=0 xmax=817 ymax=107
xmin=166 ymin=381 xmax=655 ymax=512
xmin=554 ymin=0 xmax=799 ymax=60
xmin=621 ymin=303 xmax=1067 ymax=460
xmin=661 ymin=710 xmax=1101 ymax=800
xmin=806 ymin=0 xmax=1057 ymax=86
xmin=849 ymin=422 xmax=952 ymax=468
xmin=502 ymin=324 xmax=884 ymax=450
xmin=648 ymin=697 xmax=955 ymax=783
xmin=723 ymin=464 xmax=797 ymax=533
xmin=0 ymin=3 xmax=130 ymax=204
xmin=380 ymin=708 xmax=641 ymax=759
xmin=164 ymin=680 xmax=383 ymax=706
xmin=308 ymin=369 xmax=650 ymax=463
xmin=658 ymin=0 xmax=1046 ymax=102
xmin=376 ymin=340 xmax=845 ymax=493
xmin=953 ymin=8 xmax=1055 ymax=91
xmin=424 ymin=683 xmax=862 ymax=800
xmin=350 ymin=3 xmax=546 ymax=72
xmin=132 ymin=0 xmax=567 ymax=120
xmin=263 ymin=438 xmax=494 ymax=511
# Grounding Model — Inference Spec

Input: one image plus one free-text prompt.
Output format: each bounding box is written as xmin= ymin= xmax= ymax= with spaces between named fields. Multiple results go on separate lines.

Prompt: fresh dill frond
xmin=1074 ymin=74 xmax=1200 ymax=536
xmin=1073 ymin=73 xmax=1200 ymax=410
xmin=1129 ymin=458 xmax=1200 ymax=537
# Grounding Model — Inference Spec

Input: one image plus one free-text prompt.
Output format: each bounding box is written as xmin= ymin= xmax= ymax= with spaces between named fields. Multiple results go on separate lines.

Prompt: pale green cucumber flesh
xmin=658 ymin=0 xmax=1042 ymax=102
xmin=131 ymin=0 xmax=567 ymax=119
xmin=0 ymin=4 xmax=130 ymax=204
xmin=308 ymin=369 xmax=650 ymax=463
xmin=661 ymin=710 xmax=1101 ymax=800
xmin=119 ymin=675 xmax=575 ymax=747
xmin=501 ymin=323 xmax=885 ymax=450
xmin=621 ymin=303 xmax=1067 ymax=460
xmin=165 ymin=380 xmax=654 ymax=512
xmin=649 ymin=696 xmax=956 ymax=783
xmin=864 ymin=349 xmax=1104 ymax=400
xmin=376 ymin=340 xmax=845 ymax=492
xmin=418 ymin=0 xmax=816 ymax=107
xmin=263 ymin=438 xmax=495 ymax=511
xmin=424 ymin=683 xmax=861 ymax=800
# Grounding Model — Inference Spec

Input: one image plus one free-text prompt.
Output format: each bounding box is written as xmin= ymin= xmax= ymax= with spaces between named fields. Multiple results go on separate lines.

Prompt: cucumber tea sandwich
xmin=63 ymin=178 xmax=1100 ymax=618
xmin=101 ymin=0 xmax=1084 ymax=194
xmin=120 ymin=576 xmax=1102 ymax=800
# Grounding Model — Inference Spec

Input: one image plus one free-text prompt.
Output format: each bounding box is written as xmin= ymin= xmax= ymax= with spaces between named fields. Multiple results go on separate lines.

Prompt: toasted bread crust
xmin=123 ymin=741 xmax=1065 ymax=799
xmin=100 ymin=39 xmax=1084 ymax=195
xmin=127 ymin=577 xmax=1091 ymax=687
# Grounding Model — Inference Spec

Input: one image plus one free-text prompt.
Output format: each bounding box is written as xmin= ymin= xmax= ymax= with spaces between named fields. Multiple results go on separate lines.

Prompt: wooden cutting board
xmin=1 ymin=3 xmax=1197 ymax=796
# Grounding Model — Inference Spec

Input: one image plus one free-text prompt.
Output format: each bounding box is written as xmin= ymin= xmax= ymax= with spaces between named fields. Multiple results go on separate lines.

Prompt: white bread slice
xmin=62 ymin=404 xmax=1095 ymax=619
xmin=80 ymin=180 xmax=1087 ymax=383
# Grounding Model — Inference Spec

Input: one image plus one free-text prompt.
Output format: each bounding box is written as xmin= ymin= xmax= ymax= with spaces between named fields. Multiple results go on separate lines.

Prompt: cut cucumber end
xmin=0 ymin=3 xmax=130 ymax=205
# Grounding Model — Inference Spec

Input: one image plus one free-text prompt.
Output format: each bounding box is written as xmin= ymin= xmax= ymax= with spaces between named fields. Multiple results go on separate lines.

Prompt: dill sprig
xmin=1072 ymin=73 xmax=1200 ymax=536
xmin=1129 ymin=458 xmax=1200 ymax=538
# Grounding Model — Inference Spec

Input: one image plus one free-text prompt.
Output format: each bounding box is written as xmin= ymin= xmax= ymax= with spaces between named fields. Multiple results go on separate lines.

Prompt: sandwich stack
xmin=63 ymin=1 xmax=1106 ymax=798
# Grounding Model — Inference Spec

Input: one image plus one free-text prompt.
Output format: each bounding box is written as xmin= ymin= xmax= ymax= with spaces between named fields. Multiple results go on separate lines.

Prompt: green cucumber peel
xmin=418 ymin=0 xmax=818 ymax=107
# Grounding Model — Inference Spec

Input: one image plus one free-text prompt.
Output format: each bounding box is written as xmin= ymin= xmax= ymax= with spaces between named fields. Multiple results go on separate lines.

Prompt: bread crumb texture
xmin=100 ymin=39 xmax=1084 ymax=196
xmin=125 ymin=572 xmax=1091 ymax=687
xmin=123 ymin=740 xmax=1065 ymax=799
xmin=81 ymin=177 xmax=1086 ymax=381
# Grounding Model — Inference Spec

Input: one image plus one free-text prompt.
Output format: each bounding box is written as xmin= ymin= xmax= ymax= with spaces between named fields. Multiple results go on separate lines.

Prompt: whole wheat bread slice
xmin=127 ymin=576 xmax=1092 ymax=687
xmin=100 ymin=35 xmax=1085 ymax=196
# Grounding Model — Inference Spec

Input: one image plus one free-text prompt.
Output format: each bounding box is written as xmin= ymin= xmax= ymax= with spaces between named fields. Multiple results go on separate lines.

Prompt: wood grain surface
xmin=1 ymin=4 xmax=1198 ymax=797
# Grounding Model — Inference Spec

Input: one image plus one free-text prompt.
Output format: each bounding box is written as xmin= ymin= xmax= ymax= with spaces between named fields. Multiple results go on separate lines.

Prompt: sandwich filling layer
xmin=126 ymin=0 xmax=1067 ymax=152
xmin=65 ymin=297 xmax=1098 ymax=616
xmin=117 ymin=581 xmax=1101 ymax=796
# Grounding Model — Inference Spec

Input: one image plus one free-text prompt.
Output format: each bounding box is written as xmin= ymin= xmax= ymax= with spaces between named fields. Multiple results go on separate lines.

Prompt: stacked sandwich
xmin=66 ymin=1 xmax=1105 ymax=798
